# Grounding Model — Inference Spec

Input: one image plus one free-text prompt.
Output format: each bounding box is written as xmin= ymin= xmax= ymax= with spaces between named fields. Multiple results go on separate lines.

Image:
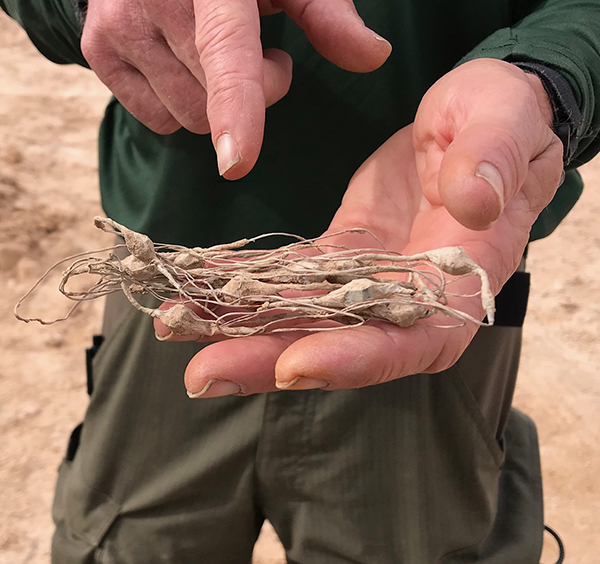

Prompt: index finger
xmin=194 ymin=0 xmax=290 ymax=179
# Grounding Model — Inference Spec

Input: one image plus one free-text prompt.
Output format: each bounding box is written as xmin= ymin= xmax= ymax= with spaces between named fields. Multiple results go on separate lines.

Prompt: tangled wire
xmin=15 ymin=217 xmax=495 ymax=337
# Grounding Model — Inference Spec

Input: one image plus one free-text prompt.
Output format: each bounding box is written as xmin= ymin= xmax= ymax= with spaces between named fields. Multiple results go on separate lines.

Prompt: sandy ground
xmin=0 ymin=13 xmax=598 ymax=564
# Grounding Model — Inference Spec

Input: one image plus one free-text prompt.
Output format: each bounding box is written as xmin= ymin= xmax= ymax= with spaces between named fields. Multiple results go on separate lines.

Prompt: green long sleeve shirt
xmin=2 ymin=0 xmax=600 ymax=246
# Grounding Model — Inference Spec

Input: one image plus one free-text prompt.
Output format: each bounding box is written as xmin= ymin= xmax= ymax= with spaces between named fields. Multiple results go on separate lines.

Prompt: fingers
xmin=83 ymin=43 xmax=209 ymax=134
xmin=195 ymin=0 xmax=386 ymax=177
xmin=261 ymin=0 xmax=392 ymax=72
xmin=82 ymin=0 xmax=292 ymax=170
xmin=81 ymin=9 xmax=182 ymax=134
xmin=125 ymin=41 xmax=210 ymax=134
xmin=184 ymin=333 xmax=300 ymax=397
xmin=81 ymin=54 xmax=181 ymax=135
xmin=183 ymin=317 xmax=475 ymax=397
xmin=182 ymin=326 xmax=437 ymax=398
xmin=276 ymin=0 xmax=392 ymax=72
xmin=158 ymin=7 xmax=291 ymax=126
xmin=82 ymin=1 xmax=209 ymax=134
xmin=273 ymin=323 xmax=460 ymax=390
xmin=83 ymin=0 xmax=383 ymax=180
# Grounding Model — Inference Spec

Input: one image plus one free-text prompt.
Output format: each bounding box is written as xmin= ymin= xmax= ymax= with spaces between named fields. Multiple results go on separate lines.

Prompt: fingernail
xmin=188 ymin=379 xmax=242 ymax=399
xmin=475 ymin=162 xmax=504 ymax=211
xmin=370 ymin=29 xmax=392 ymax=54
xmin=155 ymin=329 xmax=174 ymax=342
xmin=216 ymin=133 xmax=240 ymax=176
xmin=275 ymin=377 xmax=329 ymax=391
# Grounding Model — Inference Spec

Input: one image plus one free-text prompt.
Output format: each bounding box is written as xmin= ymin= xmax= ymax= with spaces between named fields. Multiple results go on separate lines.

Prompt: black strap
xmin=485 ymin=270 xmax=530 ymax=327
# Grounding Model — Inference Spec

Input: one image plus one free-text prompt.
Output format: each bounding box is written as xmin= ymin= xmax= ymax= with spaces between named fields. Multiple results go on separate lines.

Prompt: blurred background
xmin=1 ymin=12 xmax=598 ymax=564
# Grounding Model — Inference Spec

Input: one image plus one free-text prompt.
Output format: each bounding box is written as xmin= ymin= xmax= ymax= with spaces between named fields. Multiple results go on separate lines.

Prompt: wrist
xmin=511 ymin=61 xmax=582 ymax=165
xmin=523 ymin=73 xmax=554 ymax=129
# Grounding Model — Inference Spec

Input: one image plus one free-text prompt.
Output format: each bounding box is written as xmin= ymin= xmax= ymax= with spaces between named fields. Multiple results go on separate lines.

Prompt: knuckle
xmin=283 ymin=0 xmax=335 ymax=32
xmin=149 ymin=120 xmax=181 ymax=136
xmin=296 ymin=0 xmax=317 ymax=28
xmin=186 ymin=117 xmax=211 ymax=135
xmin=130 ymin=102 xmax=180 ymax=134
xmin=147 ymin=112 xmax=181 ymax=135
xmin=257 ymin=0 xmax=282 ymax=16
xmin=176 ymin=105 xmax=211 ymax=135
xmin=80 ymin=29 xmax=100 ymax=65
xmin=83 ymin=2 xmax=159 ymax=63
xmin=80 ymin=37 xmax=127 ymax=88
xmin=80 ymin=15 xmax=113 ymax=66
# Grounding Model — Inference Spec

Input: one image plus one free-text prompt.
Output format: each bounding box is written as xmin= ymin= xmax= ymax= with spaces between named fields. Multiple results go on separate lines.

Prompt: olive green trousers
xmin=51 ymin=290 xmax=543 ymax=564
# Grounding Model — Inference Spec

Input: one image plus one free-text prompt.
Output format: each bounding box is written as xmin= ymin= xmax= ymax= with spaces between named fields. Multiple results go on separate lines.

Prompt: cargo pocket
xmin=417 ymin=368 xmax=506 ymax=562
xmin=439 ymin=409 xmax=544 ymax=563
xmin=447 ymin=368 xmax=505 ymax=470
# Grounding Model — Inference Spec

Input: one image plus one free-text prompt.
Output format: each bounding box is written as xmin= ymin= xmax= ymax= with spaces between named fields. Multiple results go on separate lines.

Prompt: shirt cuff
xmin=510 ymin=60 xmax=582 ymax=165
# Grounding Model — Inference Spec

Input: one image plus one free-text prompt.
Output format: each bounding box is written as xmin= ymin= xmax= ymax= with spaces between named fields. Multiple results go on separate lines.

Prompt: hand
xmin=155 ymin=58 xmax=563 ymax=397
xmin=81 ymin=0 xmax=391 ymax=178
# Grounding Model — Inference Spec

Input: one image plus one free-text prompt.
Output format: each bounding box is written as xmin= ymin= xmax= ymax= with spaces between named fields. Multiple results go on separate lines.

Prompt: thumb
xmin=414 ymin=59 xmax=563 ymax=231
xmin=437 ymin=122 xmax=530 ymax=230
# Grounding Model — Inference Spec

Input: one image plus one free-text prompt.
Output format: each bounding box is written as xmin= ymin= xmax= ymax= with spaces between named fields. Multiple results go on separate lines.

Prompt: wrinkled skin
xmin=81 ymin=0 xmax=392 ymax=177
xmin=154 ymin=59 xmax=564 ymax=397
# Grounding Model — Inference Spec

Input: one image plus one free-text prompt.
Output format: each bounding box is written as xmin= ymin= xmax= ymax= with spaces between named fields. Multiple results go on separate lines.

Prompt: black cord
xmin=544 ymin=525 xmax=565 ymax=564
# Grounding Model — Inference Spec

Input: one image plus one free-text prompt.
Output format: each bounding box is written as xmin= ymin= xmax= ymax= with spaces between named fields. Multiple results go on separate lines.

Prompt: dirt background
xmin=0 ymin=13 xmax=598 ymax=564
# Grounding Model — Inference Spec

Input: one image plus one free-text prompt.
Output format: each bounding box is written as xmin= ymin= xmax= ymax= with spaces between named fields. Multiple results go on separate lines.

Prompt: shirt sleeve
xmin=1 ymin=0 xmax=88 ymax=67
xmin=458 ymin=0 xmax=600 ymax=168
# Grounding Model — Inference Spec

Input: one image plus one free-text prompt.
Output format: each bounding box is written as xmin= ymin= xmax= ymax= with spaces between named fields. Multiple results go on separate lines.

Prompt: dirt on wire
xmin=0 ymin=13 xmax=598 ymax=564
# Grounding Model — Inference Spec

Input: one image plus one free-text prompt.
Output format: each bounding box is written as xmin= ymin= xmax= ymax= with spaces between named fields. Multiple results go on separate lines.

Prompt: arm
xmin=1 ymin=0 xmax=87 ymax=66
xmin=458 ymin=0 xmax=600 ymax=167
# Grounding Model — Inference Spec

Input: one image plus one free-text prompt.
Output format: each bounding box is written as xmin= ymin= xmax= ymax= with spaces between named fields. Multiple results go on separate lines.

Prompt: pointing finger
xmin=194 ymin=0 xmax=266 ymax=179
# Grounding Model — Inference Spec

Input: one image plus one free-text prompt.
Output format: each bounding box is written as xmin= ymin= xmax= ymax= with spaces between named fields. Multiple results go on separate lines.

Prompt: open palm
xmin=156 ymin=59 xmax=563 ymax=398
